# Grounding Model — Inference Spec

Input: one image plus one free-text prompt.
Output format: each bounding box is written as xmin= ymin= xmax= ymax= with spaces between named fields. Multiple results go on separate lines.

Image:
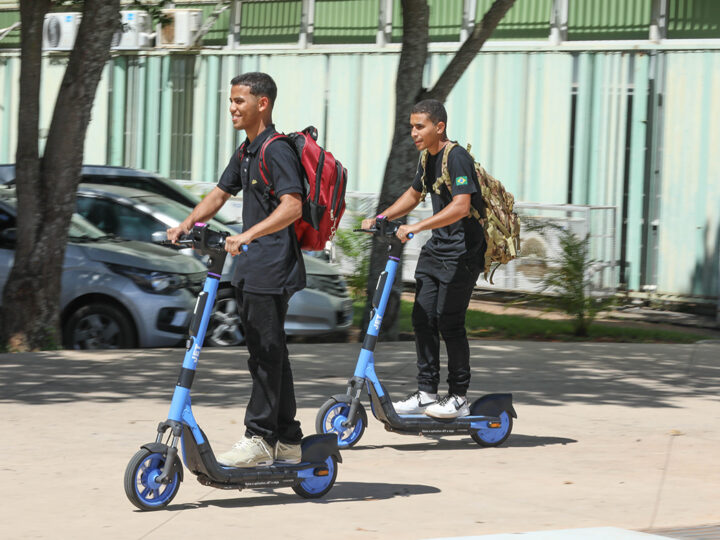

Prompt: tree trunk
xmin=361 ymin=0 xmax=429 ymax=340
xmin=361 ymin=0 xmax=516 ymax=340
xmin=1 ymin=0 xmax=120 ymax=351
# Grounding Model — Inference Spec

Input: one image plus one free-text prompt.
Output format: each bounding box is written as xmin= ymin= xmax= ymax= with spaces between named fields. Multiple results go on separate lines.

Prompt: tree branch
xmin=428 ymin=0 xmax=516 ymax=102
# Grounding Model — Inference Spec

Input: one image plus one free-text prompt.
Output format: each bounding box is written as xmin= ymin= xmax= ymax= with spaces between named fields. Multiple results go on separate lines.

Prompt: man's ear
xmin=436 ymin=120 xmax=446 ymax=136
xmin=257 ymin=95 xmax=271 ymax=112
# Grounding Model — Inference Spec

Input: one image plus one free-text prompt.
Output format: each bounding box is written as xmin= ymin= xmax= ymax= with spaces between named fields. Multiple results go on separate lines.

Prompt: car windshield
xmin=134 ymin=195 xmax=236 ymax=234
xmin=68 ymin=214 xmax=110 ymax=240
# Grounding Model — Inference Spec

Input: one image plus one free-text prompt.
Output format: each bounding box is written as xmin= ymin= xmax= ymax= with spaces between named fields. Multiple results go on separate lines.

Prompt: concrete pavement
xmin=1 ymin=340 xmax=719 ymax=539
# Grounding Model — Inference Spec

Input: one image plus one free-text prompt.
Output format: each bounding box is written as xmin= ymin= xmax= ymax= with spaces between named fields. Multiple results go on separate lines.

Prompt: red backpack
xmin=256 ymin=126 xmax=348 ymax=251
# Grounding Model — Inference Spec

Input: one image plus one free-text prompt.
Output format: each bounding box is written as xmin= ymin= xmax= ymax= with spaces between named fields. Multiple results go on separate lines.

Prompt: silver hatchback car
xmin=75 ymin=184 xmax=353 ymax=346
xmin=0 ymin=189 xmax=206 ymax=349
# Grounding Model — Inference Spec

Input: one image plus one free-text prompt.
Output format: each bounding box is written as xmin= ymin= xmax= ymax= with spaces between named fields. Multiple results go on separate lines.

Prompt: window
xmin=76 ymin=197 xmax=165 ymax=243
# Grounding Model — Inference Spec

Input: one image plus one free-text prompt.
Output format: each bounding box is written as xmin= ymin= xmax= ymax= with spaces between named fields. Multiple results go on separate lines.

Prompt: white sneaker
xmin=274 ymin=441 xmax=302 ymax=464
xmin=393 ymin=390 xmax=437 ymax=414
xmin=216 ymin=436 xmax=274 ymax=467
xmin=425 ymin=394 xmax=470 ymax=419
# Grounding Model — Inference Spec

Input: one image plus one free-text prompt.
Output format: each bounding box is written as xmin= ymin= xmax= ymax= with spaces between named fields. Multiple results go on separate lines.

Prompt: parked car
xmin=0 ymin=187 xmax=207 ymax=349
xmin=0 ymin=163 xmax=238 ymax=225
xmin=74 ymin=184 xmax=353 ymax=346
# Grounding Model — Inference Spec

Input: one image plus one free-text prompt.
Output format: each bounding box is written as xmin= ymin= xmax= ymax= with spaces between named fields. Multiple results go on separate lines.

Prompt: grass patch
xmin=354 ymin=300 xmax=709 ymax=343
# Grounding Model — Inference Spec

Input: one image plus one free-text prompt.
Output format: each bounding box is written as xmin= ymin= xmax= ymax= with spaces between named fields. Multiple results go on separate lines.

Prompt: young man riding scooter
xmin=361 ymin=99 xmax=486 ymax=419
xmin=167 ymin=72 xmax=306 ymax=467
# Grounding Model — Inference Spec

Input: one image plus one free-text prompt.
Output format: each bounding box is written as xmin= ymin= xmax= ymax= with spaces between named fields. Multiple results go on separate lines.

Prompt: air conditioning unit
xmin=112 ymin=10 xmax=154 ymax=50
xmin=42 ymin=12 xmax=82 ymax=51
xmin=156 ymin=9 xmax=202 ymax=48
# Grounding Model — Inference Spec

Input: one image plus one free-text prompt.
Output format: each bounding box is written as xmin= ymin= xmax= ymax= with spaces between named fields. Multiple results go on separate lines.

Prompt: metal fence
xmin=335 ymin=193 xmax=618 ymax=296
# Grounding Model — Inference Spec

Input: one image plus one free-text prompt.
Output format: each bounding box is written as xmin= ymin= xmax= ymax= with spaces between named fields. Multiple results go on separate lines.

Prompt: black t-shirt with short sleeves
xmin=411 ymin=144 xmax=486 ymax=259
xmin=217 ymin=124 xmax=306 ymax=295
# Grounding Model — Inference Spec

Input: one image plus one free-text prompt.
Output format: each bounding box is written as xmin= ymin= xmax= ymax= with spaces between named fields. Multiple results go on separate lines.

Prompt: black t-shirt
xmin=217 ymin=125 xmax=306 ymax=295
xmin=411 ymin=144 xmax=486 ymax=259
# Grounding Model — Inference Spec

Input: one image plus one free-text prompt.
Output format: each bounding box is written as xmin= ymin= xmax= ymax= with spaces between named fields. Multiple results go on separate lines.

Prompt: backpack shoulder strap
xmin=257 ymin=133 xmax=291 ymax=197
xmin=432 ymin=141 xmax=458 ymax=195
xmin=419 ymin=150 xmax=429 ymax=201
xmin=237 ymin=140 xmax=248 ymax=160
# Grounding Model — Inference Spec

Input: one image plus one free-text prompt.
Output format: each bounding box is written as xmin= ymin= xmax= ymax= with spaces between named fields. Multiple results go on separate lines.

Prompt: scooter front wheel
xmin=315 ymin=398 xmax=367 ymax=448
xmin=124 ymin=447 xmax=182 ymax=510
xmin=292 ymin=455 xmax=338 ymax=499
xmin=470 ymin=411 xmax=513 ymax=447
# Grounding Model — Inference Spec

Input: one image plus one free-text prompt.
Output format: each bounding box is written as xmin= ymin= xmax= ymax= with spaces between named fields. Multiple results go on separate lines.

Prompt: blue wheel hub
xmin=134 ymin=453 xmax=178 ymax=506
xmin=296 ymin=456 xmax=335 ymax=495
xmin=324 ymin=403 xmax=363 ymax=447
xmin=474 ymin=411 xmax=511 ymax=444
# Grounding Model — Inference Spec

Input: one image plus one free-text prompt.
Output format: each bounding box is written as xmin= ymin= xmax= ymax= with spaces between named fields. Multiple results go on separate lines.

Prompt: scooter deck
xmin=182 ymin=426 xmax=337 ymax=487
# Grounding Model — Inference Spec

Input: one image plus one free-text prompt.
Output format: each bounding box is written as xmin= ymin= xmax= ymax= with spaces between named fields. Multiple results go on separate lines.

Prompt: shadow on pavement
xmin=157 ymin=481 xmax=440 ymax=511
xmin=1 ymin=341 xmax=718 ymax=409
xmin=350 ymin=434 xmax=577 ymax=452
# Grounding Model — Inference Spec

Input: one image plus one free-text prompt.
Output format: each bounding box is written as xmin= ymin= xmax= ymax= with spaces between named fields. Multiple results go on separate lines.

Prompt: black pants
xmin=412 ymin=250 xmax=482 ymax=396
xmin=235 ymin=288 xmax=303 ymax=446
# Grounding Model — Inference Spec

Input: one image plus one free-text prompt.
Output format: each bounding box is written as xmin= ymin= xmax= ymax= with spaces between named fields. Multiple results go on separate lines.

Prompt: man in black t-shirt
xmin=167 ymin=72 xmax=306 ymax=467
xmin=362 ymin=99 xmax=486 ymax=419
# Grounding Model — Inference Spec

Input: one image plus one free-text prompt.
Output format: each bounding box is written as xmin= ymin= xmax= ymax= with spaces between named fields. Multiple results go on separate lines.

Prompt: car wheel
xmin=63 ymin=303 xmax=137 ymax=349
xmin=206 ymin=288 xmax=244 ymax=347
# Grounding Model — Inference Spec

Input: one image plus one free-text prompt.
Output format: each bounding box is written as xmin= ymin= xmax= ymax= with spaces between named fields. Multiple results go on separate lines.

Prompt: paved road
xmin=1 ymin=340 xmax=719 ymax=539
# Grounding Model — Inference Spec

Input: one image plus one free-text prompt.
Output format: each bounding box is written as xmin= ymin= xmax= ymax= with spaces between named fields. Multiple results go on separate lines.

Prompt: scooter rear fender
xmin=470 ymin=393 xmax=517 ymax=419
xmin=301 ymin=433 xmax=342 ymax=464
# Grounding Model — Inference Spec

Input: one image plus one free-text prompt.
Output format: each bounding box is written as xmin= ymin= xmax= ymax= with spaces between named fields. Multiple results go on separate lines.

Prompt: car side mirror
xmin=151 ymin=230 xmax=167 ymax=243
xmin=0 ymin=227 xmax=17 ymax=246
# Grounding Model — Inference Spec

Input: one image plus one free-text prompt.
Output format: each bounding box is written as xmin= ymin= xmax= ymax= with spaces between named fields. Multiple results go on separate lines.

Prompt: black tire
xmin=205 ymin=287 xmax=245 ymax=347
xmin=124 ymin=447 xmax=182 ymax=511
xmin=292 ymin=455 xmax=338 ymax=499
xmin=62 ymin=302 xmax=137 ymax=349
xmin=315 ymin=398 xmax=367 ymax=448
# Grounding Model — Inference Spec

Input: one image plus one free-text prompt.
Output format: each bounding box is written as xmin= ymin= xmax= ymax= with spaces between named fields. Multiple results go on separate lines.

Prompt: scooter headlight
xmin=106 ymin=263 xmax=185 ymax=295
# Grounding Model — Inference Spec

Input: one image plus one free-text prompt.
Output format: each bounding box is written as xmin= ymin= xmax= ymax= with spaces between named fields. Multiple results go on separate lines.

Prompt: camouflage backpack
xmin=419 ymin=142 xmax=521 ymax=283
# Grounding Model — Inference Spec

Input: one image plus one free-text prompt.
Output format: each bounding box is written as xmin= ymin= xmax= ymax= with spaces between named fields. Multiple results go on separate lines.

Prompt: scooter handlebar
xmin=353 ymin=217 xmax=413 ymax=239
xmin=159 ymin=226 xmax=248 ymax=253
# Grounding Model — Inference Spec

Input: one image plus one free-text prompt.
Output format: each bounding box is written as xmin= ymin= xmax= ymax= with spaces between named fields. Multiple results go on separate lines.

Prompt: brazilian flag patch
xmin=455 ymin=176 xmax=468 ymax=186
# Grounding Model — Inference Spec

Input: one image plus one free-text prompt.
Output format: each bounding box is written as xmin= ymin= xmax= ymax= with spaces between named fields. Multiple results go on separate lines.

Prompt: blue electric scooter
xmin=315 ymin=217 xmax=516 ymax=448
xmin=124 ymin=223 xmax=341 ymax=511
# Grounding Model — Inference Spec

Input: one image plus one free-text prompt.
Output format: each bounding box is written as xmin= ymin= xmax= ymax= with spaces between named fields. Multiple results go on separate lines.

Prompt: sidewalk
xmin=1 ymin=340 xmax=719 ymax=539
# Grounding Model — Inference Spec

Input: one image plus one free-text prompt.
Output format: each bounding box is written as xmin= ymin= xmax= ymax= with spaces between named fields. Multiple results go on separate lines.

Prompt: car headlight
xmin=305 ymin=274 xmax=324 ymax=291
xmin=305 ymin=273 xmax=349 ymax=297
xmin=106 ymin=263 xmax=186 ymax=294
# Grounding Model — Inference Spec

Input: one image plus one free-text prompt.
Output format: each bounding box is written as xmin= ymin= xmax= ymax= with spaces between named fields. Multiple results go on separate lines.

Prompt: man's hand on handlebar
xmin=396 ymin=224 xmax=415 ymax=243
xmin=361 ymin=217 xmax=377 ymax=231
xmin=225 ymin=232 xmax=252 ymax=256
xmin=167 ymin=224 xmax=190 ymax=244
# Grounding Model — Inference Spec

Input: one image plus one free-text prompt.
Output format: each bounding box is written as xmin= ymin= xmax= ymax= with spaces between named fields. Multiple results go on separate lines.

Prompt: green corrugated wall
xmin=314 ymin=0 xmax=379 ymax=44
xmin=0 ymin=47 xmax=719 ymax=299
xmin=237 ymin=1 xmax=302 ymax=44
xmin=568 ymin=0 xmax=652 ymax=40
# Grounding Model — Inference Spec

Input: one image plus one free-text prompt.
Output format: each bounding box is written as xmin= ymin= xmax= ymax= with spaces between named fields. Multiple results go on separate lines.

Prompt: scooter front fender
xmin=140 ymin=442 xmax=185 ymax=482
xmin=331 ymin=393 xmax=353 ymax=404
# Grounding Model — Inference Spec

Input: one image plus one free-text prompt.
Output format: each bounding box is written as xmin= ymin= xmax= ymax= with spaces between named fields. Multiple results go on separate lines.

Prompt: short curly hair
xmin=230 ymin=72 xmax=277 ymax=106
xmin=411 ymin=99 xmax=447 ymax=126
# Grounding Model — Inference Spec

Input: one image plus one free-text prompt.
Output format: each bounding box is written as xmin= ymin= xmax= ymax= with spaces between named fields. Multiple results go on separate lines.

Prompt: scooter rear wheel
xmin=124 ymin=448 xmax=182 ymax=510
xmin=315 ymin=398 xmax=367 ymax=448
xmin=470 ymin=411 xmax=513 ymax=447
xmin=292 ymin=455 xmax=338 ymax=499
